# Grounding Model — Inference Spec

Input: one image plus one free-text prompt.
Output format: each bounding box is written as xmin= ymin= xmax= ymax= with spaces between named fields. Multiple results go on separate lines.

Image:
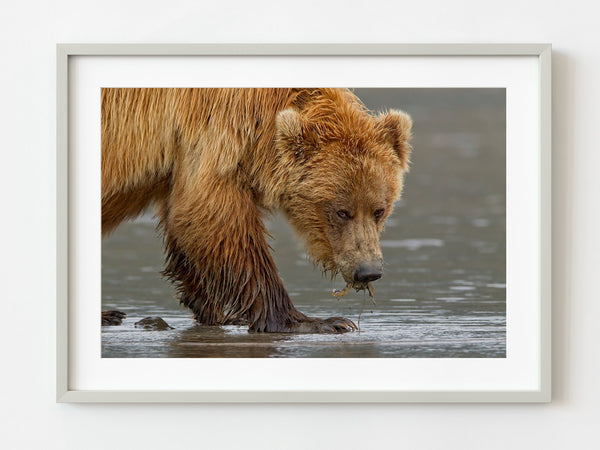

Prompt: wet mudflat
xmin=102 ymin=88 xmax=506 ymax=358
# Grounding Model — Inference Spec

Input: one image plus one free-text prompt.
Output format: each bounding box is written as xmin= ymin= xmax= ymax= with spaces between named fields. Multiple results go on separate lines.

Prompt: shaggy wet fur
xmin=102 ymin=88 xmax=412 ymax=333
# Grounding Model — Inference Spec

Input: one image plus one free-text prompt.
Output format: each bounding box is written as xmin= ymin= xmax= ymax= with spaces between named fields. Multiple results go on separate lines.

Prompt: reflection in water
xmin=102 ymin=88 xmax=506 ymax=358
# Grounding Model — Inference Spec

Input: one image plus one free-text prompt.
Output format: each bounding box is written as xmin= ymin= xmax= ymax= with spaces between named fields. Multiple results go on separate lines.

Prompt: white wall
xmin=1 ymin=1 xmax=598 ymax=448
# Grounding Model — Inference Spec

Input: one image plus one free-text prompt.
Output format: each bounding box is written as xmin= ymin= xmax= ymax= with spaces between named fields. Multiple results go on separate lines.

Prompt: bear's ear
xmin=275 ymin=109 xmax=319 ymax=161
xmin=375 ymin=109 xmax=413 ymax=169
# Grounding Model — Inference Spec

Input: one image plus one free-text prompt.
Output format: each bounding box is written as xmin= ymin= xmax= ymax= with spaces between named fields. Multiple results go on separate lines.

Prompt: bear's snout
xmin=353 ymin=261 xmax=383 ymax=283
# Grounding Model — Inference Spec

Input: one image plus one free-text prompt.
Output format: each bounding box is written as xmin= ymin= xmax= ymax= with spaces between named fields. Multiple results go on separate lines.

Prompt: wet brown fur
xmin=102 ymin=88 xmax=412 ymax=332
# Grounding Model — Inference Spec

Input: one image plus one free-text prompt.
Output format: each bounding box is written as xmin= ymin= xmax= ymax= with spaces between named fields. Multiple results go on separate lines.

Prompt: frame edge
xmin=58 ymin=389 xmax=550 ymax=403
xmin=56 ymin=44 xmax=69 ymax=402
xmin=538 ymin=44 xmax=552 ymax=403
xmin=55 ymin=43 xmax=552 ymax=56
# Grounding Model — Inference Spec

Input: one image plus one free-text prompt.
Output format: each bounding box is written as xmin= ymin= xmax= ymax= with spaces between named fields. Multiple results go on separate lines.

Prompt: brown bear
xmin=101 ymin=88 xmax=412 ymax=333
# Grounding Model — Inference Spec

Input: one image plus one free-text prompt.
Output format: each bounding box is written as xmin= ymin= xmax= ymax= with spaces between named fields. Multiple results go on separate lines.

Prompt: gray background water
xmin=101 ymin=88 xmax=506 ymax=358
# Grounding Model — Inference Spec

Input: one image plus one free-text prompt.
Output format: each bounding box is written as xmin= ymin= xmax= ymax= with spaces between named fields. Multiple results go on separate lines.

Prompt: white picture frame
xmin=56 ymin=43 xmax=551 ymax=403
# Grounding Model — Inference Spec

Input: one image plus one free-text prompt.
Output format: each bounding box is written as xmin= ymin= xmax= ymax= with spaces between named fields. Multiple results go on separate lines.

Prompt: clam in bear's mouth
xmin=332 ymin=281 xmax=375 ymax=299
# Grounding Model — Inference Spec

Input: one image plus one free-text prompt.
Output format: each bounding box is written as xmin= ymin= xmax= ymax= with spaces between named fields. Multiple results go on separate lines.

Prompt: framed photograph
xmin=57 ymin=44 xmax=551 ymax=402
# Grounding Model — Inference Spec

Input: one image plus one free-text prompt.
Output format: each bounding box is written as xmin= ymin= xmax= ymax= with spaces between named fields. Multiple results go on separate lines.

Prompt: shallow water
xmin=102 ymin=88 xmax=506 ymax=358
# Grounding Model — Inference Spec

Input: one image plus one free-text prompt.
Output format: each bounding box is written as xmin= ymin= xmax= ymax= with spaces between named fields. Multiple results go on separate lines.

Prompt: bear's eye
xmin=337 ymin=210 xmax=351 ymax=220
xmin=374 ymin=209 xmax=385 ymax=220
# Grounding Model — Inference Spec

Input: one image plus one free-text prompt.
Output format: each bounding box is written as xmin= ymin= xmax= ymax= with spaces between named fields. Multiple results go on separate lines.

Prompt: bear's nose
xmin=353 ymin=263 xmax=383 ymax=283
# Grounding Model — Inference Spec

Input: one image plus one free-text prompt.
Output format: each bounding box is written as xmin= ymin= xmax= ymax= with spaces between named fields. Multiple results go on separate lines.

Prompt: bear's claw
xmin=101 ymin=310 xmax=126 ymax=326
xmin=294 ymin=317 xmax=358 ymax=334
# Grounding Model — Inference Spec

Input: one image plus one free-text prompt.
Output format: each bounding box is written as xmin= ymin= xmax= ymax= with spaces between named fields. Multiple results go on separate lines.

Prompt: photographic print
xmin=100 ymin=87 xmax=506 ymax=359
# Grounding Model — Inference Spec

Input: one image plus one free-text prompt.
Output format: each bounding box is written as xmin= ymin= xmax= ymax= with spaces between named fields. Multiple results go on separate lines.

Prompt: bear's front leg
xmin=161 ymin=173 xmax=356 ymax=333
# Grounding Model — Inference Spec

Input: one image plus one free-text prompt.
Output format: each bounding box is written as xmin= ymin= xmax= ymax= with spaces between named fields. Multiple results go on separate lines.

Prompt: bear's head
xmin=275 ymin=101 xmax=412 ymax=293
